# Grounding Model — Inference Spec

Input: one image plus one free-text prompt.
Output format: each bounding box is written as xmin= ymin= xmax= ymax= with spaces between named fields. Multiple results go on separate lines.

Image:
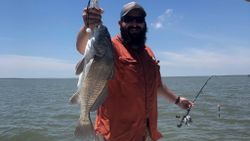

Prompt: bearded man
xmin=76 ymin=2 xmax=193 ymax=141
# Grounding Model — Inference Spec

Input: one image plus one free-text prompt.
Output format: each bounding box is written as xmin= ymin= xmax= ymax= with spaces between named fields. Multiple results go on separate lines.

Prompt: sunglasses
xmin=122 ymin=16 xmax=145 ymax=23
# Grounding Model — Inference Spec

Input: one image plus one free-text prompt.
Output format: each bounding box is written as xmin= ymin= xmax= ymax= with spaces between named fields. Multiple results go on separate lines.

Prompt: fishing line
xmin=176 ymin=75 xmax=213 ymax=128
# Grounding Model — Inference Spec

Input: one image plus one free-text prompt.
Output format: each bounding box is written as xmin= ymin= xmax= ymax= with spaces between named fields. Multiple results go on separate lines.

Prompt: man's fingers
xmin=82 ymin=12 xmax=102 ymax=27
xmin=83 ymin=13 xmax=102 ymax=20
xmin=83 ymin=7 xmax=103 ymax=14
xmin=87 ymin=20 xmax=102 ymax=25
xmin=81 ymin=7 xmax=104 ymax=28
xmin=82 ymin=8 xmax=102 ymax=25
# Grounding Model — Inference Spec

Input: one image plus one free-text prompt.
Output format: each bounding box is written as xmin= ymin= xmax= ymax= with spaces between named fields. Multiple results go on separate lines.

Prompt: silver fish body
xmin=69 ymin=24 xmax=114 ymax=139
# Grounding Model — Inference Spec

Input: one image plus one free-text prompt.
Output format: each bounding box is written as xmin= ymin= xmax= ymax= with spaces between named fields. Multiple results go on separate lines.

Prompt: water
xmin=0 ymin=76 xmax=249 ymax=141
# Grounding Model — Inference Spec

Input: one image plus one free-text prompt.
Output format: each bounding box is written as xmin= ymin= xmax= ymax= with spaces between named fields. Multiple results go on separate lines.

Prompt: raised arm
xmin=76 ymin=8 xmax=103 ymax=54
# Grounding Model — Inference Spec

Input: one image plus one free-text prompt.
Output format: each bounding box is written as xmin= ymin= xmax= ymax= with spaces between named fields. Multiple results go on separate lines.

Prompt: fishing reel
xmin=176 ymin=108 xmax=192 ymax=128
xmin=176 ymin=114 xmax=192 ymax=128
xmin=175 ymin=76 xmax=213 ymax=128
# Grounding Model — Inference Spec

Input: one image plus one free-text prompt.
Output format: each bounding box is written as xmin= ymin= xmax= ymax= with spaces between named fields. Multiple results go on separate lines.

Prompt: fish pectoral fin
xmin=69 ymin=91 xmax=80 ymax=105
xmin=75 ymin=58 xmax=85 ymax=75
xmin=90 ymin=87 xmax=108 ymax=111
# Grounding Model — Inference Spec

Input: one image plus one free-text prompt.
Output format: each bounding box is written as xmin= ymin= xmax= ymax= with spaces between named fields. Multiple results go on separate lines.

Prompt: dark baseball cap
xmin=120 ymin=1 xmax=146 ymax=18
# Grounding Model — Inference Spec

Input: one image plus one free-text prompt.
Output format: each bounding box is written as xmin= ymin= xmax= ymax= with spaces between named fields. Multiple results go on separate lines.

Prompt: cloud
xmin=156 ymin=47 xmax=250 ymax=76
xmin=151 ymin=9 xmax=174 ymax=29
xmin=0 ymin=55 xmax=76 ymax=78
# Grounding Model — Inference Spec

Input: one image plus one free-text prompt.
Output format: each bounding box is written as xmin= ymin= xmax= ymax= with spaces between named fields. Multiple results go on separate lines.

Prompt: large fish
xmin=69 ymin=24 xmax=114 ymax=139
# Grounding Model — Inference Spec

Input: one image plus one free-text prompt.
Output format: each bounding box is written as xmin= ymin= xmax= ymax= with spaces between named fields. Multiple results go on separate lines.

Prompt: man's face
xmin=119 ymin=10 xmax=147 ymax=49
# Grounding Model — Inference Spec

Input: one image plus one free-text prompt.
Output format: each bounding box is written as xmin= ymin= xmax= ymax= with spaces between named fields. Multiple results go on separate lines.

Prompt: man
xmin=76 ymin=1 xmax=193 ymax=141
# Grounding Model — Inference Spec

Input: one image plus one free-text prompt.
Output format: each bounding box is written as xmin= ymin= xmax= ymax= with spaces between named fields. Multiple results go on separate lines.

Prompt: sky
xmin=0 ymin=0 xmax=250 ymax=78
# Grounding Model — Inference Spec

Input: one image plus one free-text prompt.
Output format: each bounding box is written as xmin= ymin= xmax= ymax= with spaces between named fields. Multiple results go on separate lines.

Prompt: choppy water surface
xmin=0 ymin=76 xmax=249 ymax=141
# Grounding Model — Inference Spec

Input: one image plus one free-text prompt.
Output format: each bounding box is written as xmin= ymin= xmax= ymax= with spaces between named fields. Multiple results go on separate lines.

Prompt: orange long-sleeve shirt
xmin=95 ymin=35 xmax=163 ymax=141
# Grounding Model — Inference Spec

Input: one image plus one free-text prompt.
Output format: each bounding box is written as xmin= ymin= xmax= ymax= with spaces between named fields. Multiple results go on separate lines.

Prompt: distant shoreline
xmin=0 ymin=74 xmax=249 ymax=79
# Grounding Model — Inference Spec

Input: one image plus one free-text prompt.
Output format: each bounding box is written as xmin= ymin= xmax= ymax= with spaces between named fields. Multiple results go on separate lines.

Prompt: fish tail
xmin=69 ymin=91 xmax=80 ymax=104
xmin=74 ymin=119 xmax=95 ymax=139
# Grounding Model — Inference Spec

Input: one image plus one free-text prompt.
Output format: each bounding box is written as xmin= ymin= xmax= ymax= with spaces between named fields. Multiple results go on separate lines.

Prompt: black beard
xmin=120 ymin=23 xmax=147 ymax=50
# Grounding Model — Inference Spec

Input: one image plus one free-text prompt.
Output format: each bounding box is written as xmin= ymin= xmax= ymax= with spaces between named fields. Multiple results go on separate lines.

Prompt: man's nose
xmin=130 ymin=20 xmax=139 ymax=26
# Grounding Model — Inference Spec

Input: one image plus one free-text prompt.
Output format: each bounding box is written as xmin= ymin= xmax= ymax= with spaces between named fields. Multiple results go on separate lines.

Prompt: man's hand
xmin=176 ymin=97 xmax=194 ymax=110
xmin=82 ymin=8 xmax=103 ymax=29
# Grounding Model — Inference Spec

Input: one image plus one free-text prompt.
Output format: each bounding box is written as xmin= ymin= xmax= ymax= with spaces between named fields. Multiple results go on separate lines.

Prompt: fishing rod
xmin=176 ymin=75 xmax=213 ymax=128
